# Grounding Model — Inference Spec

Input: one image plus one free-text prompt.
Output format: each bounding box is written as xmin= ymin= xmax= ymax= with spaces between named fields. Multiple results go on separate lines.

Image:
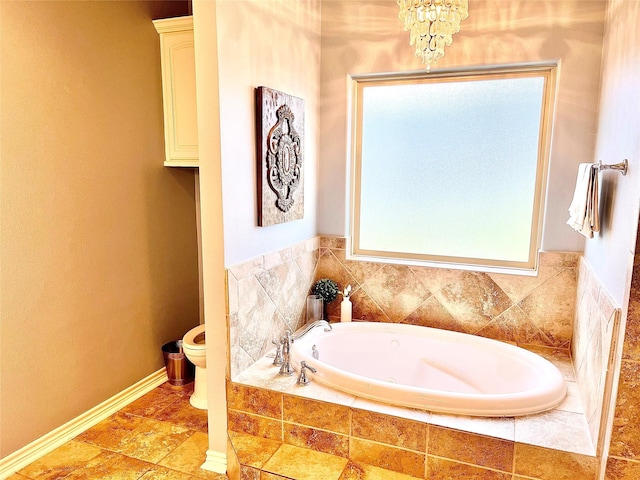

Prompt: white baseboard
xmin=0 ymin=368 xmax=168 ymax=480
xmin=201 ymin=449 xmax=227 ymax=474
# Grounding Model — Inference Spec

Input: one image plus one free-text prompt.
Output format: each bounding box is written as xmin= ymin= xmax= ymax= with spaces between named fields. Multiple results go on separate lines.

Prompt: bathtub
xmin=290 ymin=321 xmax=567 ymax=417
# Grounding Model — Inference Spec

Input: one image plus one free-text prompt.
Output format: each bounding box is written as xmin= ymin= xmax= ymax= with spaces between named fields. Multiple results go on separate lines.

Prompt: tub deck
xmin=232 ymin=345 xmax=593 ymax=458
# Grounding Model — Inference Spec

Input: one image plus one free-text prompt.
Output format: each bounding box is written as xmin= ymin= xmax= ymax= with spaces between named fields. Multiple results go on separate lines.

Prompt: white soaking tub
xmin=289 ymin=321 xmax=566 ymax=417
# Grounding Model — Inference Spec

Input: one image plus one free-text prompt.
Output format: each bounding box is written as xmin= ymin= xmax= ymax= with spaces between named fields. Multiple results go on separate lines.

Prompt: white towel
xmin=567 ymin=163 xmax=600 ymax=238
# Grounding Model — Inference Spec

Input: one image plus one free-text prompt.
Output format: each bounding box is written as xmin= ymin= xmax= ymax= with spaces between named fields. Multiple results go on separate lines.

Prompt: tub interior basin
xmin=290 ymin=322 xmax=567 ymax=417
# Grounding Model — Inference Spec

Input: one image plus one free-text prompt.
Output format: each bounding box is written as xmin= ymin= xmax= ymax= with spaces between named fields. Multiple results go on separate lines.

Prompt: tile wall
xmin=225 ymin=381 xmax=598 ymax=480
xmin=316 ymin=237 xmax=579 ymax=347
xmin=227 ymin=235 xmax=580 ymax=379
xmin=227 ymin=237 xmax=320 ymax=377
xmin=572 ymin=256 xmax=621 ymax=451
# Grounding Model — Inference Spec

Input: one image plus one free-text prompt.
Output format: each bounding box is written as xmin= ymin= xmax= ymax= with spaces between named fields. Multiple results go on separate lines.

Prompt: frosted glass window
xmin=350 ymin=65 xmax=556 ymax=271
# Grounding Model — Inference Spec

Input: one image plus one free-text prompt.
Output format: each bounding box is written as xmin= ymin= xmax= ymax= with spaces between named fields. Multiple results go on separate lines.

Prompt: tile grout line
xmin=426 ymin=453 xmax=513 ymax=476
xmin=153 ymin=429 xmax=201 ymax=468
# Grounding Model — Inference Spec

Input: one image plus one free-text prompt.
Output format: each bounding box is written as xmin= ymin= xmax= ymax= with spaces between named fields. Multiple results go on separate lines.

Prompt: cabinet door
xmin=158 ymin=27 xmax=198 ymax=167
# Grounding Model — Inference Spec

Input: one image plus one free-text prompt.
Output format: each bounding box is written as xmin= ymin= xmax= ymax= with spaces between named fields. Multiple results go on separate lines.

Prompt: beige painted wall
xmin=215 ymin=0 xmax=322 ymax=267
xmin=595 ymin=0 xmax=640 ymax=476
xmin=584 ymin=0 xmax=640 ymax=305
xmin=318 ymin=0 xmax=606 ymax=257
xmin=0 ymin=0 xmax=198 ymax=457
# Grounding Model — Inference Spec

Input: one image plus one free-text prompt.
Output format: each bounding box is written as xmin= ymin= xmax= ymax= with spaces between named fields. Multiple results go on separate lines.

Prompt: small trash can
xmin=162 ymin=340 xmax=194 ymax=386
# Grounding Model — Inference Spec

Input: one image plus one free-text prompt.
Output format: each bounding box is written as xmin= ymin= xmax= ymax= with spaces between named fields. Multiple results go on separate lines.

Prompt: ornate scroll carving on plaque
xmin=256 ymin=87 xmax=304 ymax=226
xmin=266 ymin=105 xmax=301 ymax=212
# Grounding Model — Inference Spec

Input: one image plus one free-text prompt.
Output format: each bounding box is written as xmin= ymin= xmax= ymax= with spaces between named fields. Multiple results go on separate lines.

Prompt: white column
xmin=192 ymin=0 xmax=227 ymax=474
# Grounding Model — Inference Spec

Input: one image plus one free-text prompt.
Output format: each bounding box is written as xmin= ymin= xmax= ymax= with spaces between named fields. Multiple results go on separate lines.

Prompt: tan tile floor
xmin=228 ymin=431 xmax=424 ymax=480
xmin=9 ymin=382 xmax=227 ymax=480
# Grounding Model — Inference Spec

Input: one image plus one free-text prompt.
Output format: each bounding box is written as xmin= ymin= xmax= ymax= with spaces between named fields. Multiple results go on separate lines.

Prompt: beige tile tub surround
xmin=572 ymin=256 xmax=622 ymax=450
xmin=228 ymin=235 xmax=580 ymax=379
xmin=315 ymin=237 xmax=579 ymax=348
xmin=226 ymin=236 xmax=599 ymax=478
xmin=233 ymin=352 xmax=592 ymax=455
xmin=226 ymin=375 xmax=597 ymax=480
xmin=227 ymin=237 xmax=320 ymax=377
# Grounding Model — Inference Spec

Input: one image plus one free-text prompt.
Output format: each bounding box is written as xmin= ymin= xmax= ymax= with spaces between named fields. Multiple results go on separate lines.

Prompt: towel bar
xmin=598 ymin=159 xmax=628 ymax=176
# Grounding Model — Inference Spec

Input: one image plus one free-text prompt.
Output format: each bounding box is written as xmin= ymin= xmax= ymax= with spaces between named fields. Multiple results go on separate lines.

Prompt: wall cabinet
xmin=153 ymin=16 xmax=198 ymax=167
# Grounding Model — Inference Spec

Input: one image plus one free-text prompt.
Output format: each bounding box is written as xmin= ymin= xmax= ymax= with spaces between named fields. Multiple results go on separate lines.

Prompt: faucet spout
xmin=292 ymin=320 xmax=332 ymax=340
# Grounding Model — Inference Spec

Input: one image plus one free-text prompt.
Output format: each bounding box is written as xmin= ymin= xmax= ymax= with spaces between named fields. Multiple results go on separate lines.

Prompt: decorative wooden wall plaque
xmin=256 ymin=86 xmax=304 ymax=226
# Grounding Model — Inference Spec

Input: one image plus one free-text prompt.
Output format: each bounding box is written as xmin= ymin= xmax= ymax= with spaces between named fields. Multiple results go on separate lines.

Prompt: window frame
xmin=347 ymin=63 xmax=558 ymax=273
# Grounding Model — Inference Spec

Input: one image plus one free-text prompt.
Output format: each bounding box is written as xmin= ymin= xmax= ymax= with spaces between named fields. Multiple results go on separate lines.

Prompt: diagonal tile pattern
xmin=227 ymin=235 xmax=581 ymax=380
xmin=228 ymin=238 xmax=320 ymax=373
xmin=362 ymin=264 xmax=431 ymax=323
xmin=314 ymin=237 xmax=579 ymax=347
xmin=432 ymin=271 xmax=513 ymax=332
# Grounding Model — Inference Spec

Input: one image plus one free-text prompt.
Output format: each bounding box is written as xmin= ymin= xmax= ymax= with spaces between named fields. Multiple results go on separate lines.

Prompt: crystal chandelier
xmin=397 ymin=0 xmax=469 ymax=71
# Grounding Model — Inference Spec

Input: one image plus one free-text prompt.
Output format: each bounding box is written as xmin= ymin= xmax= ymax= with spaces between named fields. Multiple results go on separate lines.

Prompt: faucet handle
xmin=297 ymin=361 xmax=317 ymax=386
xmin=272 ymin=339 xmax=283 ymax=365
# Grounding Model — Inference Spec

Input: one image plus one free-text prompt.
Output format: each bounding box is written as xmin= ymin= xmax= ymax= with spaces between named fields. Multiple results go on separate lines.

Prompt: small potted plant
xmin=312 ymin=278 xmax=339 ymax=319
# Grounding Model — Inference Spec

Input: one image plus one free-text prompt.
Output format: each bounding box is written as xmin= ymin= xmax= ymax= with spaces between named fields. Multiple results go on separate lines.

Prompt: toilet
xmin=182 ymin=324 xmax=207 ymax=409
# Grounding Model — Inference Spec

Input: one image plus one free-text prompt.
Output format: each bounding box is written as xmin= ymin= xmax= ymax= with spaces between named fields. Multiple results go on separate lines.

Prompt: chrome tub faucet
xmin=277 ymin=320 xmax=331 ymax=377
xmin=278 ymin=330 xmax=295 ymax=376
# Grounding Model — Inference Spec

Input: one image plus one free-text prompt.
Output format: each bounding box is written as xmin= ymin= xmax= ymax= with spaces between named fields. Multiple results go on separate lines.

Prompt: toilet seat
xmin=181 ymin=324 xmax=208 ymax=410
xmin=183 ymin=324 xmax=205 ymax=350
